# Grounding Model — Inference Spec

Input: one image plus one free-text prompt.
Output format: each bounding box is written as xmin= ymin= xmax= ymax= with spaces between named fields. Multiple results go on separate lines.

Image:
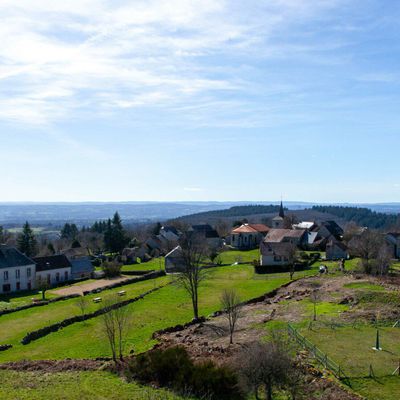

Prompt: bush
xmin=129 ymin=346 xmax=242 ymax=400
xmin=133 ymin=346 xmax=192 ymax=388
xmin=102 ymin=261 xmax=122 ymax=277
xmin=190 ymin=361 xmax=241 ymax=400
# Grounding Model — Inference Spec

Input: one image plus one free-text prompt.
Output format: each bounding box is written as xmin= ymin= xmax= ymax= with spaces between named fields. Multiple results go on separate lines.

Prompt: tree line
xmin=312 ymin=205 xmax=400 ymax=230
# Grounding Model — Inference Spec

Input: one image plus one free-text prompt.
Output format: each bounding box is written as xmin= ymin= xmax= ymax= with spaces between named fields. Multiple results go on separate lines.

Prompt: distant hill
xmin=312 ymin=205 xmax=400 ymax=230
xmin=176 ymin=205 xmax=346 ymax=227
xmin=177 ymin=205 xmax=283 ymax=220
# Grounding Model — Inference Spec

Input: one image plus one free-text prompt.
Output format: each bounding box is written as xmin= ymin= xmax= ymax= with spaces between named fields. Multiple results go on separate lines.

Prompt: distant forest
xmin=312 ymin=205 xmax=400 ymax=230
xmin=179 ymin=205 xmax=283 ymax=219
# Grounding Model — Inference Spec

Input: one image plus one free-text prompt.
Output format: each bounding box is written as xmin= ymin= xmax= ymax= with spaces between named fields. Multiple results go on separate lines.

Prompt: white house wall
xmin=0 ymin=264 xmax=36 ymax=294
xmin=36 ymin=267 xmax=71 ymax=286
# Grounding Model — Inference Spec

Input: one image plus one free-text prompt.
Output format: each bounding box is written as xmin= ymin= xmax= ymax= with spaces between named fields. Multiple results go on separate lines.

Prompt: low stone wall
xmin=0 ymin=271 xmax=165 ymax=318
xmin=0 ymin=344 xmax=12 ymax=352
xmin=21 ymin=284 xmax=167 ymax=345
xmin=82 ymin=270 xmax=165 ymax=295
xmin=0 ymin=293 xmax=81 ymax=317
xmin=153 ymin=278 xmax=305 ymax=336
xmin=152 ymin=317 xmax=207 ymax=338
xmin=121 ymin=270 xmax=156 ymax=276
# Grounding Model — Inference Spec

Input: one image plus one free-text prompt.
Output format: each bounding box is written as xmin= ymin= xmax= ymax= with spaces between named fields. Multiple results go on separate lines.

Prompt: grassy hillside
xmin=0 ymin=370 xmax=187 ymax=400
xmin=0 ymin=262 xmax=318 ymax=362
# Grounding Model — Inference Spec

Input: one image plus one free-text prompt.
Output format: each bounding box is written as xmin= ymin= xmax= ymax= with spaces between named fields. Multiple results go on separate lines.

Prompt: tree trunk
xmin=267 ymin=383 xmax=273 ymax=400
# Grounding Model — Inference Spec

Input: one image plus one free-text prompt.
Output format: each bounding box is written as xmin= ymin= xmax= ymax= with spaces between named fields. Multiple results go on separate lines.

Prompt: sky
xmin=1 ymin=0 xmax=400 ymax=203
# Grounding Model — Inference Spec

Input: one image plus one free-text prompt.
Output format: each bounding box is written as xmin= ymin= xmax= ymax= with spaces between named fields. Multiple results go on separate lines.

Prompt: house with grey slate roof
xmin=0 ymin=245 xmax=36 ymax=294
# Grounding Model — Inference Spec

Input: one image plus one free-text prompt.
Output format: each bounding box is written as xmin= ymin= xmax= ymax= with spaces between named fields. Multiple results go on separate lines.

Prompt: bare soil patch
xmin=50 ymin=276 xmax=132 ymax=296
xmin=0 ymin=359 xmax=106 ymax=372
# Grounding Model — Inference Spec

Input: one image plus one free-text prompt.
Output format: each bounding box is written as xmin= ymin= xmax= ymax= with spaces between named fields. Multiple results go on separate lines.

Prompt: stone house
xmin=230 ymin=223 xmax=269 ymax=250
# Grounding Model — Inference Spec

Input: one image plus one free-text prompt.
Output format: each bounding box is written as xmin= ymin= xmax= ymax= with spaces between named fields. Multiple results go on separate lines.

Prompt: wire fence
xmin=287 ymin=323 xmax=352 ymax=386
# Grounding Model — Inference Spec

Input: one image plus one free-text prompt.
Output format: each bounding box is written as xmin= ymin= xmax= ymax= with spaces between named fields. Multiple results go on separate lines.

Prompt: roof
xmin=278 ymin=201 xmax=285 ymax=218
xmin=264 ymin=229 xmax=306 ymax=243
xmin=165 ymin=246 xmax=182 ymax=258
xmin=190 ymin=224 xmax=219 ymax=238
xmin=70 ymin=257 xmax=94 ymax=275
xmin=63 ymin=247 xmax=89 ymax=259
xmin=293 ymin=221 xmax=315 ymax=230
xmin=327 ymin=240 xmax=348 ymax=251
xmin=272 ymin=216 xmax=284 ymax=221
xmin=387 ymin=232 xmax=400 ymax=239
xmin=320 ymin=221 xmax=343 ymax=236
xmin=33 ymin=255 xmax=72 ymax=272
xmin=307 ymin=231 xmax=319 ymax=244
xmin=161 ymin=226 xmax=180 ymax=235
xmin=232 ymin=223 xmax=269 ymax=234
xmin=260 ymin=241 xmax=293 ymax=256
xmin=0 ymin=245 xmax=35 ymax=269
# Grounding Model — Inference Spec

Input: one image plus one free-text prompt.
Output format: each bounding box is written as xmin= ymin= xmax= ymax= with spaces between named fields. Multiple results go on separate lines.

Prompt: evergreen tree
xmin=17 ymin=221 xmax=37 ymax=257
xmin=47 ymin=242 xmax=56 ymax=255
xmin=103 ymin=212 xmax=128 ymax=253
xmin=0 ymin=225 xmax=5 ymax=244
xmin=61 ymin=223 xmax=79 ymax=239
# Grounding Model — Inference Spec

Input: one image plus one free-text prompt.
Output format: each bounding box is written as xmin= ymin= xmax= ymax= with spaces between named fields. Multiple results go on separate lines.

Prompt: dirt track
xmin=50 ymin=276 xmax=132 ymax=296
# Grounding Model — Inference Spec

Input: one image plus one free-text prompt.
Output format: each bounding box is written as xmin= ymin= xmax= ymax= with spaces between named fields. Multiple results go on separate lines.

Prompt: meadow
xmin=0 ymin=259 xmax=318 ymax=362
xmin=0 ymin=370 xmax=188 ymax=400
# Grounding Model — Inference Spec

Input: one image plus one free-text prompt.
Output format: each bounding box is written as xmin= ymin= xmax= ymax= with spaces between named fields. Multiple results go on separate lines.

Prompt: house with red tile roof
xmin=230 ymin=223 xmax=270 ymax=250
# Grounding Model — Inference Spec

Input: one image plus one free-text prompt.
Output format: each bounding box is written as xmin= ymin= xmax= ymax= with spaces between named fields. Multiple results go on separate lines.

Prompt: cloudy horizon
xmin=1 ymin=1 xmax=399 ymax=203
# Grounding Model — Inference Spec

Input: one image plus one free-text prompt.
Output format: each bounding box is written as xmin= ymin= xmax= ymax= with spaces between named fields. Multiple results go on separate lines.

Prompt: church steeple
xmin=279 ymin=200 xmax=285 ymax=218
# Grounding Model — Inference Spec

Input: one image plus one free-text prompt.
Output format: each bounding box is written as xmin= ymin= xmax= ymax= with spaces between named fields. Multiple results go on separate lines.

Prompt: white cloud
xmin=0 ymin=0 xmax=348 ymax=126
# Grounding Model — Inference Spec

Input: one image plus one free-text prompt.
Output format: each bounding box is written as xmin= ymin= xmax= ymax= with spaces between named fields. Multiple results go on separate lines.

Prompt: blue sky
xmin=1 ymin=0 xmax=399 ymax=203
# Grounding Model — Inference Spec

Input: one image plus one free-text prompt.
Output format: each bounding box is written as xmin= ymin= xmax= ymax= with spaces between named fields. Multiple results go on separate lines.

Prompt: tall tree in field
xmin=221 ymin=289 xmax=242 ymax=344
xmin=0 ymin=226 xmax=5 ymax=244
xmin=179 ymin=232 xmax=208 ymax=321
xmin=17 ymin=221 xmax=37 ymax=257
xmin=104 ymin=212 xmax=128 ymax=254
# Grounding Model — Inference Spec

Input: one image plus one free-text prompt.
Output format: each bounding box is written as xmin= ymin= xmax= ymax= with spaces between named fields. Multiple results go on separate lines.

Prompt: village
xmin=0 ymin=203 xmax=400 ymax=399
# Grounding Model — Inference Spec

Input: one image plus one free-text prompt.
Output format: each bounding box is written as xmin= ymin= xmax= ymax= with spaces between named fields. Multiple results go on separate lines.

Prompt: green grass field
xmin=0 ymin=275 xmax=170 ymax=351
xmin=304 ymin=326 xmax=400 ymax=378
xmin=0 ymin=264 xmax=317 ymax=362
xmin=218 ymin=249 xmax=259 ymax=265
xmin=0 ymin=370 xmax=187 ymax=400
xmin=121 ymin=257 xmax=165 ymax=273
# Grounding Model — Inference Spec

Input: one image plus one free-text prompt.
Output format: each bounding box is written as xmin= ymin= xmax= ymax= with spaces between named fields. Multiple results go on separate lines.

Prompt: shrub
xmin=129 ymin=346 xmax=242 ymax=400
xmin=189 ymin=361 xmax=241 ymax=400
xmin=102 ymin=261 xmax=122 ymax=277
xmin=132 ymin=346 xmax=192 ymax=388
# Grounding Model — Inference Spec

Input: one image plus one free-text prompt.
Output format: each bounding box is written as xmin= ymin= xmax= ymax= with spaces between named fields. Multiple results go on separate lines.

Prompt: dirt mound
xmin=0 ymin=359 xmax=106 ymax=372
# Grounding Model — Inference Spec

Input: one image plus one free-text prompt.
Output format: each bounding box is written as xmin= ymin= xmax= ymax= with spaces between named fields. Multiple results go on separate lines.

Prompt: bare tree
xmin=374 ymin=245 xmax=392 ymax=276
xmin=309 ymin=282 xmax=321 ymax=322
xmin=35 ymin=278 xmax=50 ymax=300
xmin=349 ymin=230 xmax=385 ymax=274
xmin=178 ymin=233 xmax=208 ymax=320
xmin=220 ymin=289 xmax=242 ymax=344
xmin=237 ymin=339 xmax=295 ymax=400
xmin=114 ymin=303 xmax=131 ymax=360
xmin=76 ymin=296 xmax=89 ymax=320
xmin=282 ymin=243 xmax=298 ymax=280
xmin=101 ymin=296 xmax=131 ymax=362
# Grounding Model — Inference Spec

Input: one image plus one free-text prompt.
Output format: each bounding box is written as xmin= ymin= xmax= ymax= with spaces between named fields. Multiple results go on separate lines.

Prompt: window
xmin=27 ymin=282 xmax=32 ymax=290
xmin=3 ymin=271 xmax=8 ymax=281
xmin=47 ymin=274 xmax=51 ymax=284
xmin=56 ymin=272 xmax=60 ymax=282
xmin=65 ymin=271 xmax=69 ymax=281
xmin=16 ymin=269 xmax=20 ymax=279
xmin=16 ymin=282 xmax=20 ymax=291
xmin=274 ymin=256 xmax=282 ymax=262
xmin=2 ymin=284 xmax=11 ymax=292
xmin=27 ymin=268 xmax=31 ymax=278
